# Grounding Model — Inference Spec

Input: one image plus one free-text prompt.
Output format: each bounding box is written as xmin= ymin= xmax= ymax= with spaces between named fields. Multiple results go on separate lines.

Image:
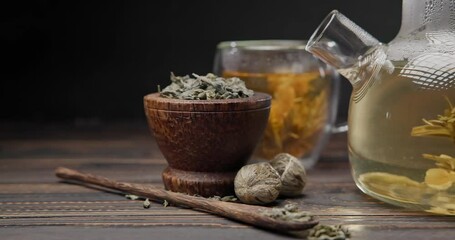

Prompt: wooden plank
xmin=0 ymin=180 xmax=444 ymax=218
xmin=3 ymin=124 xmax=455 ymax=239
xmin=1 ymin=225 xmax=455 ymax=240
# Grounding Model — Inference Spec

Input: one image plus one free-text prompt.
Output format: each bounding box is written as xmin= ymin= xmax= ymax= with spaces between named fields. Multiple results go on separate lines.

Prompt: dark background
xmin=1 ymin=0 xmax=402 ymax=124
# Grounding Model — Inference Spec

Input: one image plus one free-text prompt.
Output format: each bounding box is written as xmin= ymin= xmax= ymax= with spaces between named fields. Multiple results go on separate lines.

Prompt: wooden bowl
xmin=144 ymin=92 xmax=271 ymax=197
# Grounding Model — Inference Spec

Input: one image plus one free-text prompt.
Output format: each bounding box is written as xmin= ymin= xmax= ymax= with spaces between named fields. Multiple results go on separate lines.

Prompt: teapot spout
xmin=306 ymin=10 xmax=392 ymax=89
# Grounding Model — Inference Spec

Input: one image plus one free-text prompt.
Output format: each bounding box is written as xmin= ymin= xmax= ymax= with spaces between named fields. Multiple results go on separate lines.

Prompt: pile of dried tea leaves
xmin=260 ymin=203 xmax=313 ymax=222
xmin=307 ymin=224 xmax=351 ymax=240
xmin=208 ymin=195 xmax=238 ymax=202
xmin=125 ymin=187 xmax=350 ymax=238
xmin=261 ymin=204 xmax=350 ymax=239
xmin=160 ymin=73 xmax=254 ymax=100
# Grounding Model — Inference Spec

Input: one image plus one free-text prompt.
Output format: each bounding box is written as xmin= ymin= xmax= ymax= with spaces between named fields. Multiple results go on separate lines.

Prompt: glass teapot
xmin=306 ymin=0 xmax=455 ymax=214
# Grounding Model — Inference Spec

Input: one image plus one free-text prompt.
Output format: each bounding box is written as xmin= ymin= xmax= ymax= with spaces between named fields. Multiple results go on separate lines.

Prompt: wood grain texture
xmin=1 ymin=123 xmax=455 ymax=240
xmin=144 ymin=93 xmax=271 ymax=197
xmin=54 ymin=167 xmax=318 ymax=231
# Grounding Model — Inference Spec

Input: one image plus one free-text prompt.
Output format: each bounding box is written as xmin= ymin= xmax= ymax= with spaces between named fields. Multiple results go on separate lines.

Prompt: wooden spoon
xmin=55 ymin=167 xmax=318 ymax=231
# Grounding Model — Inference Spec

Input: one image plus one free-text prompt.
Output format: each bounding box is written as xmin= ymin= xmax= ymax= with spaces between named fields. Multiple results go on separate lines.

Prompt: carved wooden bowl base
xmin=162 ymin=167 xmax=236 ymax=197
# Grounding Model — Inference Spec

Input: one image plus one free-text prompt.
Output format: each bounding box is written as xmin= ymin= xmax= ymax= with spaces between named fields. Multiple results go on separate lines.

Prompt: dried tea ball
xmin=234 ymin=162 xmax=282 ymax=205
xmin=270 ymin=153 xmax=307 ymax=197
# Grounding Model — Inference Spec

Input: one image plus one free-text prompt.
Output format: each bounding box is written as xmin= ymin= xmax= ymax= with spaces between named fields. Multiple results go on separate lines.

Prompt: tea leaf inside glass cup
xmin=411 ymin=96 xmax=455 ymax=142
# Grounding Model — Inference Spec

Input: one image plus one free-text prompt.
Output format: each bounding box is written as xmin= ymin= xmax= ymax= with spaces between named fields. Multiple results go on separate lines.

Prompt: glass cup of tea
xmin=213 ymin=40 xmax=344 ymax=168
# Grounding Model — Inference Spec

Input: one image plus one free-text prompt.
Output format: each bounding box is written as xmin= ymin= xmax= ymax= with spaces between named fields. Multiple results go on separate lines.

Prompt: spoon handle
xmin=55 ymin=167 xmax=317 ymax=231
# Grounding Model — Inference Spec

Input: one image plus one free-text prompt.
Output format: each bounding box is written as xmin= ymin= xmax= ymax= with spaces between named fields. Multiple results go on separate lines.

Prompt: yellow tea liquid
xmin=347 ymin=60 xmax=455 ymax=214
xmin=223 ymin=71 xmax=330 ymax=161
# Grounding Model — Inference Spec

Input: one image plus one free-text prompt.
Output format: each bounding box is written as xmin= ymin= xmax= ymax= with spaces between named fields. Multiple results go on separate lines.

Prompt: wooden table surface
xmin=1 ymin=122 xmax=455 ymax=240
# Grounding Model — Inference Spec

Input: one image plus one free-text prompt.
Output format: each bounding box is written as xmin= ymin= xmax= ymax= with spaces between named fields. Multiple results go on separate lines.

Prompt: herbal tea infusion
xmin=305 ymin=4 xmax=455 ymax=214
xmin=349 ymin=61 xmax=455 ymax=214
xmin=223 ymin=71 xmax=330 ymax=161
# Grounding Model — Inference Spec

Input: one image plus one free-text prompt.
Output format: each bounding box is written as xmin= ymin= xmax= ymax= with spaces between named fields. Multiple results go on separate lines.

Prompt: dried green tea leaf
xmin=208 ymin=195 xmax=222 ymax=201
xmin=125 ymin=194 xmax=139 ymax=200
xmin=160 ymin=73 xmax=254 ymax=100
xmin=143 ymin=198 xmax=151 ymax=209
xmin=208 ymin=195 xmax=237 ymax=202
xmin=307 ymin=224 xmax=350 ymax=240
xmin=260 ymin=204 xmax=313 ymax=222
xmin=220 ymin=195 xmax=238 ymax=202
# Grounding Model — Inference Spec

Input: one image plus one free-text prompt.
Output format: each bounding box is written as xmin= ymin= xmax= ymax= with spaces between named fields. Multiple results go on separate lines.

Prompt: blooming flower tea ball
xmin=270 ymin=153 xmax=307 ymax=197
xmin=234 ymin=162 xmax=282 ymax=205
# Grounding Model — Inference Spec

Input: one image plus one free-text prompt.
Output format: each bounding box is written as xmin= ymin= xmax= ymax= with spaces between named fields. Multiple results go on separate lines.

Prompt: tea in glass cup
xmin=214 ymin=40 xmax=341 ymax=168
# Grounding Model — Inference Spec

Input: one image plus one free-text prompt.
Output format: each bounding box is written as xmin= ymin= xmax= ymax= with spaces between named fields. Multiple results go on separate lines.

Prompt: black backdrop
xmin=1 ymin=0 xmax=402 ymax=123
